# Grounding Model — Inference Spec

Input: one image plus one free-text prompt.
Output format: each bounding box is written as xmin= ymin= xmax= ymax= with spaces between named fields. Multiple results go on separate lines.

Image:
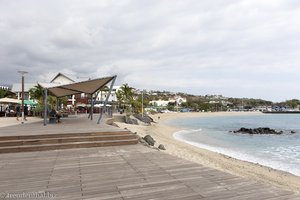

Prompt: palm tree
xmin=116 ymin=84 xmax=134 ymax=113
xmin=28 ymin=85 xmax=43 ymax=104
xmin=29 ymin=85 xmax=59 ymax=116
xmin=0 ymin=89 xmax=8 ymax=98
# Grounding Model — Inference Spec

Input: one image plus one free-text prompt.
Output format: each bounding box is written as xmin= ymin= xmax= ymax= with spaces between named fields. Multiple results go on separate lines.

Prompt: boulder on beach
xmin=133 ymin=114 xmax=154 ymax=124
xmin=158 ymin=144 xmax=166 ymax=150
xmin=143 ymin=135 xmax=156 ymax=146
xmin=124 ymin=115 xmax=138 ymax=125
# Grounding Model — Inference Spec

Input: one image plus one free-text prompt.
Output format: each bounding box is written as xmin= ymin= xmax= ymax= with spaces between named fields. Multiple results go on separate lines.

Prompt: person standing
xmin=16 ymin=104 xmax=21 ymax=120
xmin=24 ymin=104 xmax=28 ymax=121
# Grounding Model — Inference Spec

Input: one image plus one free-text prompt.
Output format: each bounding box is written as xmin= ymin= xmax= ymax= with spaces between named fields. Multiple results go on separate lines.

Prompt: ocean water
xmin=167 ymin=114 xmax=300 ymax=176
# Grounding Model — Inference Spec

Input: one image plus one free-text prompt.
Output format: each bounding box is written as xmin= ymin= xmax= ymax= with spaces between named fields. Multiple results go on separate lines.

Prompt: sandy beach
xmin=114 ymin=112 xmax=300 ymax=193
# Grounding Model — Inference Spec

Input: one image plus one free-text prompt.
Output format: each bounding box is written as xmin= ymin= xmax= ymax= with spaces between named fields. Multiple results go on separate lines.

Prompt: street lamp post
xmin=141 ymin=90 xmax=144 ymax=118
xmin=18 ymin=71 xmax=28 ymax=123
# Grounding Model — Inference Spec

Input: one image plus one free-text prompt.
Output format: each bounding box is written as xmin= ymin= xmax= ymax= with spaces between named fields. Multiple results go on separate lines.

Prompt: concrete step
xmin=0 ymin=139 xmax=139 ymax=154
xmin=0 ymin=134 xmax=138 ymax=147
xmin=0 ymin=131 xmax=131 ymax=141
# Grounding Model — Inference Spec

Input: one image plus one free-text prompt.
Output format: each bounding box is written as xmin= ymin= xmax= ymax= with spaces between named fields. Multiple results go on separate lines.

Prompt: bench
xmin=49 ymin=116 xmax=58 ymax=124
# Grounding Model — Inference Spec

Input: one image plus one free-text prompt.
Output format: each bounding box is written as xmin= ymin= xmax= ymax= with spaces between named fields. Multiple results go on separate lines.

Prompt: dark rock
xmin=133 ymin=114 xmax=154 ymax=124
xmin=232 ymin=127 xmax=284 ymax=135
xmin=158 ymin=144 xmax=166 ymax=150
xmin=291 ymin=131 xmax=296 ymax=134
xmin=124 ymin=116 xmax=138 ymax=125
xmin=138 ymin=137 xmax=148 ymax=145
xmin=143 ymin=135 xmax=156 ymax=146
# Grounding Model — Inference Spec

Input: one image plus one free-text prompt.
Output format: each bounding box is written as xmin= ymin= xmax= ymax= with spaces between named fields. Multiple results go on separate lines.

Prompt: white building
xmin=149 ymin=95 xmax=187 ymax=108
xmin=50 ymin=73 xmax=75 ymax=85
xmin=11 ymin=83 xmax=37 ymax=101
xmin=95 ymin=86 xmax=120 ymax=103
xmin=0 ymin=84 xmax=11 ymax=90
xmin=149 ymin=100 xmax=170 ymax=107
xmin=168 ymin=95 xmax=187 ymax=105
xmin=50 ymin=73 xmax=76 ymax=106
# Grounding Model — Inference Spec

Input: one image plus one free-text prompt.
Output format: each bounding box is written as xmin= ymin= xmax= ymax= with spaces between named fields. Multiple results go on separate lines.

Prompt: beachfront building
xmin=11 ymin=83 xmax=37 ymax=101
xmin=0 ymin=84 xmax=11 ymax=90
xmin=169 ymin=95 xmax=187 ymax=105
xmin=148 ymin=95 xmax=187 ymax=111
xmin=95 ymin=86 xmax=120 ymax=103
xmin=149 ymin=95 xmax=187 ymax=107
xmin=50 ymin=73 xmax=76 ymax=106
xmin=11 ymin=73 xmax=75 ymax=102
xmin=149 ymin=99 xmax=170 ymax=107
xmin=50 ymin=73 xmax=75 ymax=85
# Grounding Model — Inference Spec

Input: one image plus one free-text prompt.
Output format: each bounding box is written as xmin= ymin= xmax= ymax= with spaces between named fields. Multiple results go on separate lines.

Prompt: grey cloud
xmin=1 ymin=0 xmax=300 ymax=101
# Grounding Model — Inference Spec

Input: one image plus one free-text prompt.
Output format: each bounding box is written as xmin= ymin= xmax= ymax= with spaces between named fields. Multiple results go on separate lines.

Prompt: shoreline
xmin=114 ymin=112 xmax=300 ymax=193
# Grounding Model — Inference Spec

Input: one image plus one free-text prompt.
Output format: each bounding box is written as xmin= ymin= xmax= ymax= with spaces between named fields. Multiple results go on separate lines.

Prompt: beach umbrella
xmin=0 ymin=97 xmax=20 ymax=104
xmin=18 ymin=100 xmax=37 ymax=106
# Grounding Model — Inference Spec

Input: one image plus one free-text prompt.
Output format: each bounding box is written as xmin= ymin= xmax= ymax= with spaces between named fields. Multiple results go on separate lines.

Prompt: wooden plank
xmin=0 ymin=144 xmax=299 ymax=200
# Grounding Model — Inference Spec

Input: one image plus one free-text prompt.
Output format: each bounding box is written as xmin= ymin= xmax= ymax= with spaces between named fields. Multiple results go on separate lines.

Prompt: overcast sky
xmin=1 ymin=0 xmax=300 ymax=102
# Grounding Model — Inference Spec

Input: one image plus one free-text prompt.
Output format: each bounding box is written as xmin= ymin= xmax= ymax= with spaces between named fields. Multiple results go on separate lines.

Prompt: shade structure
xmin=39 ymin=76 xmax=116 ymax=97
xmin=39 ymin=75 xmax=117 ymax=126
xmin=0 ymin=97 xmax=20 ymax=104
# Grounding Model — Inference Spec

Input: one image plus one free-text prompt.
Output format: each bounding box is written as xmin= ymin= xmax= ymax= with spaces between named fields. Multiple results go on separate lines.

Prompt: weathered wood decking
xmin=0 ymin=116 xmax=138 ymax=153
xmin=0 ymin=145 xmax=299 ymax=200
xmin=0 ymin=116 xmax=299 ymax=199
xmin=0 ymin=115 xmax=127 ymax=137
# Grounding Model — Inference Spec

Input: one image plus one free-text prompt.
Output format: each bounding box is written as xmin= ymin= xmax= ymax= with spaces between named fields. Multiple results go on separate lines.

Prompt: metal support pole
xmin=44 ymin=88 xmax=48 ymax=126
xmin=142 ymin=90 xmax=144 ymax=118
xmin=56 ymin=97 xmax=59 ymax=110
xmin=18 ymin=71 xmax=27 ymax=124
xmin=97 ymin=76 xmax=116 ymax=124
xmin=88 ymin=90 xmax=100 ymax=120
xmin=21 ymin=75 xmax=24 ymax=123
xmin=91 ymin=93 xmax=94 ymax=120
xmin=88 ymin=94 xmax=91 ymax=119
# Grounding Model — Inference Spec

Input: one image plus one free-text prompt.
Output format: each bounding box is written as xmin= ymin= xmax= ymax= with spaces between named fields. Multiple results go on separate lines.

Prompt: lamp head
xmin=18 ymin=71 xmax=28 ymax=75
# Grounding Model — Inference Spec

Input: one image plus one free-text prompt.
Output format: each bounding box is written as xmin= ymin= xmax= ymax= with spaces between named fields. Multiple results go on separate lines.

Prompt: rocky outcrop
xmin=133 ymin=114 xmax=154 ymax=124
xmin=232 ymin=127 xmax=285 ymax=135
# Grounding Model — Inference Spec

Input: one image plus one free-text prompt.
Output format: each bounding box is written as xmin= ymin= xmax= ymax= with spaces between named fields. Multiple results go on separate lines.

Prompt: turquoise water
xmin=168 ymin=114 xmax=300 ymax=176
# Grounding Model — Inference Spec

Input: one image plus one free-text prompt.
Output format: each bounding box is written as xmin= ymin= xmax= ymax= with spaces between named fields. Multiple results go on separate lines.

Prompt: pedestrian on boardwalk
xmin=16 ymin=105 xmax=21 ymax=121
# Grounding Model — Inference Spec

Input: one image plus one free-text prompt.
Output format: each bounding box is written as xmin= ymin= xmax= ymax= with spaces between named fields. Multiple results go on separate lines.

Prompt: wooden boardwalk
xmin=0 ymin=144 xmax=299 ymax=200
xmin=0 ymin=115 xmax=138 ymax=153
xmin=0 ymin=115 xmax=126 ymax=137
